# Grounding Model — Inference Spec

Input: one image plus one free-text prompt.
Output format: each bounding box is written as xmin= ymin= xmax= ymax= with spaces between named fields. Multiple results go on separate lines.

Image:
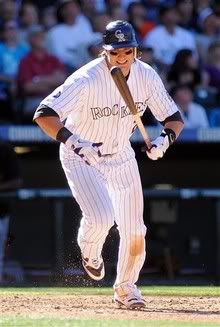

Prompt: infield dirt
xmin=1 ymin=294 xmax=220 ymax=322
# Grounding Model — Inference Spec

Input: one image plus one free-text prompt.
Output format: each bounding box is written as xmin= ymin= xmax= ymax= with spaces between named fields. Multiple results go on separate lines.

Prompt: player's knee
xmin=119 ymin=225 xmax=146 ymax=256
xmin=129 ymin=234 xmax=145 ymax=256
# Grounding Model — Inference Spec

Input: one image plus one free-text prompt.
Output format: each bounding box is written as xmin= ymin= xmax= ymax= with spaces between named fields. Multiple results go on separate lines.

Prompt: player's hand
xmin=146 ymin=128 xmax=176 ymax=161
xmin=146 ymin=134 xmax=169 ymax=160
xmin=65 ymin=135 xmax=103 ymax=165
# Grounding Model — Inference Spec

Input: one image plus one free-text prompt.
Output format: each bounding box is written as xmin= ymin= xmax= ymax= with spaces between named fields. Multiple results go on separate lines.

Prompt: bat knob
xmin=110 ymin=66 xmax=121 ymax=75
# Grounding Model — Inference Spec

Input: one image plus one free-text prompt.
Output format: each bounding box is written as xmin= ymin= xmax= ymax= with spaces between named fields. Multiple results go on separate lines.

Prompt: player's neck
xmin=125 ymin=71 xmax=130 ymax=80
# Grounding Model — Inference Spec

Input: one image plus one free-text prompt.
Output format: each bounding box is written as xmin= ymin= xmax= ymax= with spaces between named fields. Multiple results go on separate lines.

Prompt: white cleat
xmin=82 ymin=256 xmax=105 ymax=281
xmin=113 ymin=283 xmax=146 ymax=310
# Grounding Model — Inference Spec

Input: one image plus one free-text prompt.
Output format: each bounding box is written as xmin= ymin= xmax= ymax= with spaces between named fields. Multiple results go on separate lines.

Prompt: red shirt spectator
xmin=17 ymin=51 xmax=65 ymax=97
xmin=16 ymin=25 xmax=66 ymax=121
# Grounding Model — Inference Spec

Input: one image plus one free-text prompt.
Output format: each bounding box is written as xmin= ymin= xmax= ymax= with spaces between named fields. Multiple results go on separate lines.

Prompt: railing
xmin=1 ymin=125 xmax=220 ymax=143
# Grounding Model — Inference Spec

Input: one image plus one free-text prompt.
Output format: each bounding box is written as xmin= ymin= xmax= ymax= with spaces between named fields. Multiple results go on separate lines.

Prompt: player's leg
xmin=61 ymin=156 xmax=115 ymax=280
xmin=108 ymin=156 xmax=146 ymax=307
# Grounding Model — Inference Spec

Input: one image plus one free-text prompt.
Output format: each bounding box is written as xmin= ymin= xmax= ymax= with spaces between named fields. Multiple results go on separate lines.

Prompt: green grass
xmin=0 ymin=286 xmax=219 ymax=297
xmin=0 ymin=318 xmax=219 ymax=327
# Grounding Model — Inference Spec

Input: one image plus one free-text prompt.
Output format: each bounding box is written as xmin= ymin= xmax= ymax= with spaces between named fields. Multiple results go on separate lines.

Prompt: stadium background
xmin=0 ymin=0 xmax=220 ymax=287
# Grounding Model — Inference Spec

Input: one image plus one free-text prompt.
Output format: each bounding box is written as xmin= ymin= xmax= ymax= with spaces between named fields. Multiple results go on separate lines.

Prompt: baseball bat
xmin=110 ymin=66 xmax=152 ymax=150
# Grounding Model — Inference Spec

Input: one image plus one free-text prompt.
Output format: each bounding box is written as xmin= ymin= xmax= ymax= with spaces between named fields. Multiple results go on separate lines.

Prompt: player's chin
xmin=116 ymin=62 xmax=128 ymax=69
xmin=117 ymin=63 xmax=131 ymax=75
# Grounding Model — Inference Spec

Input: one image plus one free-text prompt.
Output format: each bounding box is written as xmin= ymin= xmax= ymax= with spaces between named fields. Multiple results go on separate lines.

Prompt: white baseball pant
xmin=60 ymin=146 xmax=147 ymax=286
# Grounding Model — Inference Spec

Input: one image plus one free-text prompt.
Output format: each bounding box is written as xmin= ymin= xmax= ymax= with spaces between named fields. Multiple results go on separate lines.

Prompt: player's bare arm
xmin=164 ymin=120 xmax=184 ymax=139
xmin=35 ymin=116 xmax=64 ymax=140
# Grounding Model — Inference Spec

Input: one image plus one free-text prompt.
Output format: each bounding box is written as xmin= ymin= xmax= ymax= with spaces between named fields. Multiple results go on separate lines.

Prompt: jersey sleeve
xmin=146 ymin=68 xmax=179 ymax=122
xmin=38 ymin=75 xmax=85 ymax=122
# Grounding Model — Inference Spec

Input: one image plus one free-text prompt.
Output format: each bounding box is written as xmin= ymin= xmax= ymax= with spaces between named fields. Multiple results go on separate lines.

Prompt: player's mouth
xmin=116 ymin=61 xmax=128 ymax=66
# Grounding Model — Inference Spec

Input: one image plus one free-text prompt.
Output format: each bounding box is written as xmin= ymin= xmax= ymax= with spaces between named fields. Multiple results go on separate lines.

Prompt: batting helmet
xmin=103 ymin=20 xmax=138 ymax=50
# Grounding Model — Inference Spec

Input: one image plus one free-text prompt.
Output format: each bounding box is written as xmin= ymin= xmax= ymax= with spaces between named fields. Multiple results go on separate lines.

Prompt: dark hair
xmin=172 ymin=49 xmax=193 ymax=70
xmin=127 ymin=2 xmax=145 ymax=19
xmin=56 ymin=0 xmax=79 ymax=23
xmin=159 ymin=4 xmax=177 ymax=17
xmin=167 ymin=49 xmax=201 ymax=90
xmin=19 ymin=2 xmax=38 ymax=18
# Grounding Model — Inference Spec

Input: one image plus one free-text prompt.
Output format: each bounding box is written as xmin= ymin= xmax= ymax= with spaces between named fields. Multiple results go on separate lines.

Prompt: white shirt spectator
xmin=180 ymin=102 xmax=209 ymax=128
xmin=143 ymin=25 xmax=197 ymax=65
xmin=47 ymin=15 xmax=101 ymax=69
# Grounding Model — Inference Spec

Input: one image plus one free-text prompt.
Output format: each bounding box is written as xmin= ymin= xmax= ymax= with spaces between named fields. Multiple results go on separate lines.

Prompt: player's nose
xmin=117 ymin=52 xmax=126 ymax=59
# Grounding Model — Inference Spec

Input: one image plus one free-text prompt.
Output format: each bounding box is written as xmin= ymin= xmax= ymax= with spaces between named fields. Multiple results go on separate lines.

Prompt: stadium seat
xmin=208 ymin=108 xmax=220 ymax=127
xmin=193 ymin=87 xmax=218 ymax=109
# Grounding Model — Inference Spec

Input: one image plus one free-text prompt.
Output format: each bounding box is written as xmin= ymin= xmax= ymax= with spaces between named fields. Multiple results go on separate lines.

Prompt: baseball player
xmin=33 ymin=20 xmax=184 ymax=309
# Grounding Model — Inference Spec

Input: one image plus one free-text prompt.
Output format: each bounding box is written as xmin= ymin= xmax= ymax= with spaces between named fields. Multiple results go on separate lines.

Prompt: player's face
xmin=106 ymin=48 xmax=135 ymax=77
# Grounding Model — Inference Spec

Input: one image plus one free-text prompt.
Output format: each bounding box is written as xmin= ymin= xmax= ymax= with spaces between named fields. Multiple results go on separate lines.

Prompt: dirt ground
xmin=1 ymin=294 xmax=220 ymax=322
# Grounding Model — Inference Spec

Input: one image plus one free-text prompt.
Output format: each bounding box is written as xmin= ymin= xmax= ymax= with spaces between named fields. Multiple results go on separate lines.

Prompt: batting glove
xmin=65 ymin=134 xmax=103 ymax=165
xmin=146 ymin=129 xmax=176 ymax=161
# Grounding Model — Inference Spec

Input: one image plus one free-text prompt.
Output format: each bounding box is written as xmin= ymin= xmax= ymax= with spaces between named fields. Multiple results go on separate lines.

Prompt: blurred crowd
xmin=0 ymin=0 xmax=220 ymax=127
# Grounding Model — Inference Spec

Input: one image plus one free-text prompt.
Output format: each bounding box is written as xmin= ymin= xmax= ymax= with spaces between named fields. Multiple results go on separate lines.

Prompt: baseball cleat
xmin=82 ymin=256 xmax=105 ymax=281
xmin=113 ymin=283 xmax=146 ymax=310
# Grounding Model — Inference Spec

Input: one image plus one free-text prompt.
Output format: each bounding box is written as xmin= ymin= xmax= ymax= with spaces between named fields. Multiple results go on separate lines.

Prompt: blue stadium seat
xmin=208 ymin=108 xmax=220 ymax=127
xmin=193 ymin=87 xmax=218 ymax=109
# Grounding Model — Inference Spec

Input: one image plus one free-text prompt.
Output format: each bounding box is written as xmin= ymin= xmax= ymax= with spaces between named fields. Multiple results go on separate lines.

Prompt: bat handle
xmin=144 ymin=140 xmax=152 ymax=151
xmin=134 ymin=114 xmax=152 ymax=150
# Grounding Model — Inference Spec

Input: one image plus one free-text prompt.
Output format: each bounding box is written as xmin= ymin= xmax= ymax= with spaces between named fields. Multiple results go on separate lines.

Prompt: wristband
xmin=160 ymin=128 xmax=176 ymax=145
xmin=56 ymin=127 xmax=73 ymax=144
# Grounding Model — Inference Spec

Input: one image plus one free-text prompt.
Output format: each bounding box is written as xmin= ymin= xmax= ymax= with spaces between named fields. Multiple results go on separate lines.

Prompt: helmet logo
xmin=115 ymin=29 xmax=126 ymax=42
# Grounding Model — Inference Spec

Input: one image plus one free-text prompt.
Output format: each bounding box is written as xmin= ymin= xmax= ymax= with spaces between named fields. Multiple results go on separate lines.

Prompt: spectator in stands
xmin=91 ymin=12 xmax=111 ymax=34
xmin=107 ymin=3 xmax=128 ymax=21
xmin=195 ymin=0 xmax=212 ymax=14
xmin=143 ymin=3 xmax=196 ymax=69
xmin=212 ymin=0 xmax=220 ymax=17
xmin=139 ymin=46 xmax=163 ymax=75
xmin=204 ymin=41 xmax=220 ymax=95
xmin=170 ymin=84 xmax=209 ymax=128
xmin=47 ymin=0 xmax=101 ymax=73
xmin=17 ymin=25 xmax=66 ymax=121
xmin=166 ymin=48 xmax=206 ymax=91
xmin=195 ymin=7 xmax=220 ymax=63
xmin=41 ymin=6 xmax=57 ymax=31
xmin=105 ymin=0 xmax=122 ymax=10
xmin=0 ymin=139 xmax=23 ymax=283
xmin=127 ymin=2 xmax=155 ymax=42
xmin=0 ymin=0 xmax=18 ymax=25
xmin=175 ymin=0 xmax=196 ymax=31
xmin=104 ymin=0 xmax=126 ymax=19
xmin=80 ymin=0 xmax=97 ymax=22
xmin=141 ymin=0 xmax=161 ymax=23
xmin=88 ymin=13 xmax=110 ymax=60
xmin=18 ymin=2 xmax=39 ymax=43
xmin=121 ymin=0 xmax=137 ymax=11
xmin=0 ymin=20 xmax=29 ymax=122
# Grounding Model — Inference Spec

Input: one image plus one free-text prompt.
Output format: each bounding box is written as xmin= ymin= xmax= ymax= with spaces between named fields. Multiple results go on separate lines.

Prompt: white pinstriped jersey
xmin=40 ymin=57 xmax=179 ymax=155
